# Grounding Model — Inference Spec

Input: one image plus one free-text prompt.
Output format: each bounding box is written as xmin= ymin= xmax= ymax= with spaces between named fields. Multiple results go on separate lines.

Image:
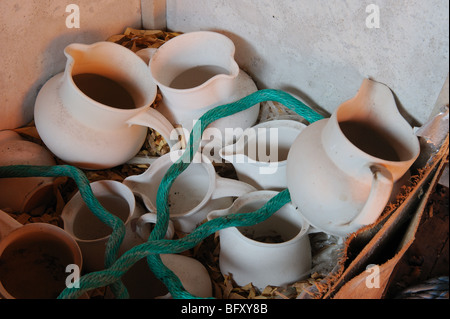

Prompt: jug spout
xmin=336 ymin=78 xmax=415 ymax=136
xmin=58 ymin=41 xmax=159 ymax=129
xmin=150 ymin=31 xmax=240 ymax=111
xmin=34 ymin=41 xmax=164 ymax=169
xmin=323 ymin=78 xmax=420 ymax=181
xmin=63 ymin=43 xmax=98 ymax=78
xmin=64 ymin=43 xmax=89 ymax=63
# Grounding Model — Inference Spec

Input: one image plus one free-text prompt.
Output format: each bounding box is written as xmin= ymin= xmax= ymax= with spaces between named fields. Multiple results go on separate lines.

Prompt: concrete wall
xmin=166 ymin=0 xmax=449 ymax=125
xmin=0 ymin=0 xmax=142 ymax=130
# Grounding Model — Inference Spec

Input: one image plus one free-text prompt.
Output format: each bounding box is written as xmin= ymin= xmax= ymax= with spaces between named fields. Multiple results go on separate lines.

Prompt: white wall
xmin=1 ymin=1 xmax=447 ymax=130
xmin=166 ymin=0 xmax=449 ymax=125
xmin=0 ymin=0 xmax=142 ymax=130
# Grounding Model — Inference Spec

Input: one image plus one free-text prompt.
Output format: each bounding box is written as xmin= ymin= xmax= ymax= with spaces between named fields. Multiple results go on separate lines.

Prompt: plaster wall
xmin=166 ymin=0 xmax=449 ymax=125
xmin=0 ymin=0 xmax=142 ymax=130
xmin=0 ymin=1 xmax=448 ymax=130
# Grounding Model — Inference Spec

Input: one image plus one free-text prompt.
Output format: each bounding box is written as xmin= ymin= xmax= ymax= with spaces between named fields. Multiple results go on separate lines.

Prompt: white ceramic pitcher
xmin=286 ymin=79 xmax=421 ymax=237
xmin=123 ymin=150 xmax=256 ymax=233
xmin=207 ymin=191 xmax=311 ymax=290
xmin=60 ymin=180 xmax=174 ymax=272
xmin=140 ymin=31 xmax=260 ymax=144
xmin=219 ymin=120 xmax=306 ymax=190
xmin=34 ymin=41 xmax=177 ymax=169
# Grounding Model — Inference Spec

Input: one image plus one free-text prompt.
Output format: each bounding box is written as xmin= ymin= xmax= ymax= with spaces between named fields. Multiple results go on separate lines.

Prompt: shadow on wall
xmin=204 ymin=29 xmax=422 ymax=125
xmin=210 ymin=29 xmax=330 ymax=119
xmin=22 ymin=30 xmax=108 ymax=128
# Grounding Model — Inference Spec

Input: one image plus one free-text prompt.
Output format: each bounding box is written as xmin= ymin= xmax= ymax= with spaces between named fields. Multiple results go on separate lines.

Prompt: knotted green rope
xmin=0 ymin=89 xmax=324 ymax=299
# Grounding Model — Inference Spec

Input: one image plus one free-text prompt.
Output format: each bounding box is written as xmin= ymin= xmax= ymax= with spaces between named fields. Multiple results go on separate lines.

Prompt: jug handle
xmin=135 ymin=212 xmax=175 ymax=240
xmin=350 ymin=165 xmax=393 ymax=227
xmin=211 ymin=176 xmax=257 ymax=200
xmin=127 ymin=47 xmax=179 ymax=150
xmin=0 ymin=209 xmax=22 ymax=241
xmin=126 ymin=107 xmax=178 ymax=150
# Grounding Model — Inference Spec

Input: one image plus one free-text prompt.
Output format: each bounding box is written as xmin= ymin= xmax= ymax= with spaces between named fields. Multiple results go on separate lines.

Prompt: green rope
xmin=148 ymin=89 xmax=323 ymax=298
xmin=57 ymin=188 xmax=292 ymax=299
xmin=0 ymin=89 xmax=324 ymax=299
xmin=0 ymin=164 xmax=130 ymax=299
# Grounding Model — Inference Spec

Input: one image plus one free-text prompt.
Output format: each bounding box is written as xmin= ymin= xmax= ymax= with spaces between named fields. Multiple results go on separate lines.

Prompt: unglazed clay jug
xmin=286 ymin=79 xmax=420 ymax=237
xmin=141 ymin=31 xmax=260 ymax=144
xmin=0 ymin=209 xmax=83 ymax=299
xmin=207 ymin=191 xmax=311 ymax=290
xmin=34 ymin=41 xmax=177 ymax=169
xmin=123 ymin=150 xmax=256 ymax=233
xmin=219 ymin=120 xmax=306 ymax=190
